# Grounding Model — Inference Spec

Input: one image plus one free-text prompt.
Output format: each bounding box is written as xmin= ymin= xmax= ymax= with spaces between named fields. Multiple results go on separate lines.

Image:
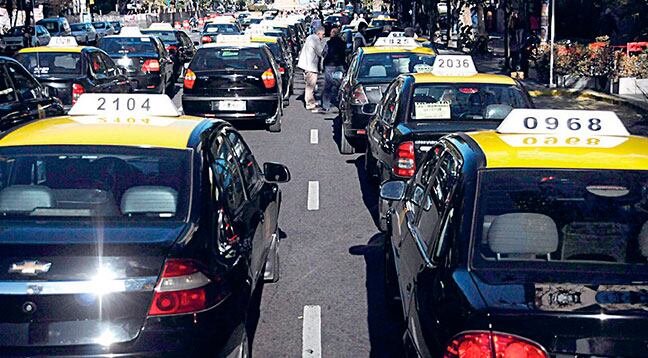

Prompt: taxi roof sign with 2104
xmin=68 ymin=93 xmax=181 ymax=117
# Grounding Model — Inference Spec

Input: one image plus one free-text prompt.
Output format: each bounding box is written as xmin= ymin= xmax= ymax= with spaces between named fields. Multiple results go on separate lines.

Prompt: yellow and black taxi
xmin=141 ymin=23 xmax=196 ymax=80
xmin=98 ymin=27 xmax=175 ymax=94
xmin=365 ymin=55 xmax=533 ymax=192
xmin=338 ymin=37 xmax=436 ymax=154
xmin=250 ymin=34 xmax=294 ymax=104
xmin=182 ymin=35 xmax=284 ymax=132
xmin=368 ymin=15 xmax=399 ymax=30
xmin=0 ymin=56 xmax=64 ymax=130
xmin=380 ymin=109 xmax=648 ymax=358
xmin=14 ymin=37 xmax=132 ymax=111
xmin=0 ymin=93 xmax=290 ymax=357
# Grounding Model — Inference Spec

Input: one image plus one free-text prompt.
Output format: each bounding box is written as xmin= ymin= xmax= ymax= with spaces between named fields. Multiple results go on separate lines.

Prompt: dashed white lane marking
xmin=310 ymin=129 xmax=319 ymax=144
xmin=302 ymin=305 xmax=322 ymax=358
xmin=307 ymin=181 xmax=319 ymax=211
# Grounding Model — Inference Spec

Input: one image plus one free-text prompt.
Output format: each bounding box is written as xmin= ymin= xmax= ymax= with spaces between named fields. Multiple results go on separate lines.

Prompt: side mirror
xmin=264 ymin=162 xmax=291 ymax=183
xmin=380 ymin=180 xmax=406 ymax=201
xmin=362 ymin=103 xmax=377 ymax=115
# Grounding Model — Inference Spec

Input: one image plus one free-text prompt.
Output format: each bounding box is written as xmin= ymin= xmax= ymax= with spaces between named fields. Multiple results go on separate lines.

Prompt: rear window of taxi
xmin=0 ymin=146 xmax=191 ymax=220
xmin=357 ymin=53 xmax=435 ymax=82
xmin=99 ymin=37 xmax=157 ymax=56
xmin=410 ymin=83 xmax=528 ymax=121
xmin=15 ymin=52 xmax=83 ymax=76
xmin=191 ymin=47 xmax=270 ymax=71
xmin=472 ymin=169 xmax=648 ymax=276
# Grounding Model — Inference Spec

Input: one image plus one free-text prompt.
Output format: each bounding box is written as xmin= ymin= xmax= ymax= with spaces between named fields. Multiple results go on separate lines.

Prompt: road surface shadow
xmin=345 ymin=155 xmax=380 ymax=230
xmin=349 ymin=233 xmax=405 ymax=358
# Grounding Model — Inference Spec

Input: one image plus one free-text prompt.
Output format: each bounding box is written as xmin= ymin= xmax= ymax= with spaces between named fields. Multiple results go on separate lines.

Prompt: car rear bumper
xmin=126 ymin=74 xmax=162 ymax=93
xmin=182 ymin=95 xmax=281 ymax=124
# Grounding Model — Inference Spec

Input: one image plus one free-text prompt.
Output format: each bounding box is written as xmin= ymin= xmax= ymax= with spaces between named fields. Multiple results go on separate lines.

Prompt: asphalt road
xmin=172 ymin=75 xmax=404 ymax=357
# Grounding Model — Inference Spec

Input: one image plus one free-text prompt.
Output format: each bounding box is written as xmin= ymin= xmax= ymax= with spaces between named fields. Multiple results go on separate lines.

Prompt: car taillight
xmin=444 ymin=332 xmax=548 ymax=358
xmin=261 ymin=68 xmax=276 ymax=89
xmin=184 ymin=69 xmax=196 ymax=89
xmin=141 ymin=59 xmax=160 ymax=73
xmin=148 ymin=259 xmax=216 ymax=316
xmin=201 ymin=35 xmax=212 ymax=43
xmin=72 ymin=83 xmax=85 ymax=105
xmin=351 ymin=85 xmax=368 ymax=105
xmin=166 ymin=45 xmax=178 ymax=52
xmin=279 ymin=67 xmax=285 ymax=75
xmin=393 ymin=141 xmax=416 ymax=178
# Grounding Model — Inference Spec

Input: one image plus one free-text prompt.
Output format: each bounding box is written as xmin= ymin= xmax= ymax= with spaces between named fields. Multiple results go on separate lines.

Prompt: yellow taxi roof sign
xmin=431 ymin=55 xmax=477 ymax=76
xmin=47 ymin=36 xmax=79 ymax=47
xmin=497 ymin=109 xmax=630 ymax=137
xmin=387 ymin=32 xmax=417 ymax=39
xmin=374 ymin=37 xmax=418 ymax=48
xmin=117 ymin=27 xmax=144 ymax=37
xmin=68 ymin=93 xmax=181 ymax=117
xmin=216 ymin=34 xmax=251 ymax=45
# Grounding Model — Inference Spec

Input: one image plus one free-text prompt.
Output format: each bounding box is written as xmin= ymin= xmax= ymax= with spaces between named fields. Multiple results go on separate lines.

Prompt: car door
xmin=0 ymin=64 xmax=24 ymax=129
xmin=225 ymin=130 xmax=277 ymax=285
xmin=98 ymin=51 xmax=130 ymax=93
xmin=398 ymin=149 xmax=461 ymax=319
xmin=4 ymin=62 xmax=55 ymax=123
xmin=87 ymin=50 xmax=113 ymax=93
xmin=370 ymin=81 xmax=401 ymax=167
xmin=154 ymin=38 xmax=173 ymax=84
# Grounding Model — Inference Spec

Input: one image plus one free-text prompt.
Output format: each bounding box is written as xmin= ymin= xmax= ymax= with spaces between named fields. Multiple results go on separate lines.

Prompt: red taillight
xmin=393 ymin=141 xmax=416 ymax=178
xmin=141 ymin=59 xmax=160 ymax=73
xmin=444 ymin=332 xmax=548 ymax=358
xmin=166 ymin=45 xmax=178 ymax=52
xmin=148 ymin=259 xmax=213 ymax=316
xmin=72 ymin=83 xmax=85 ymax=105
xmin=201 ymin=35 xmax=212 ymax=43
xmin=351 ymin=85 xmax=368 ymax=105
xmin=261 ymin=68 xmax=276 ymax=89
xmin=279 ymin=67 xmax=285 ymax=75
xmin=184 ymin=69 xmax=196 ymax=89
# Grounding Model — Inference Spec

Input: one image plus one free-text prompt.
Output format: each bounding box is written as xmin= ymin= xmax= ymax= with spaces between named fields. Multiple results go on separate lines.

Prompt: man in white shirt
xmin=297 ymin=26 xmax=326 ymax=111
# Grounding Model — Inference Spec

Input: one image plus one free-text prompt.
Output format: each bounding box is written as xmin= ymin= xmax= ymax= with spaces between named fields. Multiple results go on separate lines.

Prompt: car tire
xmin=263 ymin=230 xmax=280 ymax=283
xmin=339 ymin=130 xmax=354 ymax=154
xmin=268 ymin=117 xmax=281 ymax=132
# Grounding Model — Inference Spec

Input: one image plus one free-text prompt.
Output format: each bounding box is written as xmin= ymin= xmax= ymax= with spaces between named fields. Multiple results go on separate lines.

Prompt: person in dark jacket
xmin=321 ymin=26 xmax=347 ymax=112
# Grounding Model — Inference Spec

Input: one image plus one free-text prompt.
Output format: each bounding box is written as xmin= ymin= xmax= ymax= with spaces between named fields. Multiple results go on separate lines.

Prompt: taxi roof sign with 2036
xmin=430 ymin=55 xmax=477 ymax=77
xmin=68 ymin=93 xmax=181 ymax=117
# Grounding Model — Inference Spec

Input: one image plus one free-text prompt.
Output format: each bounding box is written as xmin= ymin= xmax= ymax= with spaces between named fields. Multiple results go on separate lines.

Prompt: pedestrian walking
xmin=321 ymin=27 xmax=346 ymax=112
xmin=353 ymin=22 xmax=368 ymax=53
xmin=297 ymin=26 xmax=326 ymax=111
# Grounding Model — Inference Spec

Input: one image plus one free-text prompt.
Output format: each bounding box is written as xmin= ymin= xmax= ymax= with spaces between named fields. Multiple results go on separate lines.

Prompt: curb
xmin=528 ymin=88 xmax=648 ymax=114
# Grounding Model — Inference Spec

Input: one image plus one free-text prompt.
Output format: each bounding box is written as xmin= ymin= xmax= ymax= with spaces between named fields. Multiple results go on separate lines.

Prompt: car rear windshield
xmin=264 ymin=42 xmax=282 ymax=58
xmin=40 ymin=21 xmax=61 ymax=33
xmin=410 ymin=83 xmax=528 ymax=121
xmin=204 ymin=23 xmax=240 ymax=34
xmin=141 ymin=30 xmax=177 ymax=42
xmin=70 ymin=24 xmax=85 ymax=31
xmin=0 ymin=147 xmax=191 ymax=221
xmin=6 ymin=26 xmax=27 ymax=35
xmin=191 ymin=47 xmax=270 ymax=71
xmin=99 ymin=37 xmax=157 ymax=55
xmin=15 ymin=52 xmax=82 ymax=76
xmin=93 ymin=22 xmax=106 ymax=29
xmin=371 ymin=19 xmax=397 ymax=27
xmin=357 ymin=53 xmax=435 ymax=82
xmin=473 ymin=169 xmax=648 ymax=276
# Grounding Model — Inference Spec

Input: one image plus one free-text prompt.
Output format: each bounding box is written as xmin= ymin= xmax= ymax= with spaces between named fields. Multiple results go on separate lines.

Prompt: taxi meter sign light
xmin=431 ymin=55 xmax=477 ymax=76
xmin=497 ymin=109 xmax=630 ymax=137
xmin=69 ymin=93 xmax=181 ymax=117
xmin=387 ymin=32 xmax=418 ymax=39
xmin=216 ymin=34 xmax=252 ymax=45
xmin=47 ymin=36 xmax=78 ymax=47
xmin=374 ymin=37 xmax=418 ymax=47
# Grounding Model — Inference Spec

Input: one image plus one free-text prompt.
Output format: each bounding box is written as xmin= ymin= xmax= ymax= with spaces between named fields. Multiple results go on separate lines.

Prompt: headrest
xmin=368 ymin=65 xmax=386 ymax=77
xmin=488 ymin=213 xmax=559 ymax=256
xmin=120 ymin=186 xmax=177 ymax=215
xmin=0 ymin=185 xmax=54 ymax=212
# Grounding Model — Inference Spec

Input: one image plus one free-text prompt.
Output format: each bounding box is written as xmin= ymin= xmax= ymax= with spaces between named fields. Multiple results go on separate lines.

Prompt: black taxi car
xmin=380 ymin=109 xmax=648 ymax=358
xmin=338 ymin=37 xmax=436 ymax=154
xmin=250 ymin=35 xmax=294 ymax=104
xmin=142 ymin=24 xmax=196 ymax=79
xmin=182 ymin=35 xmax=284 ymax=132
xmin=0 ymin=56 xmax=64 ymax=130
xmin=15 ymin=37 xmax=132 ymax=111
xmin=0 ymin=93 xmax=290 ymax=357
xmin=98 ymin=28 xmax=175 ymax=94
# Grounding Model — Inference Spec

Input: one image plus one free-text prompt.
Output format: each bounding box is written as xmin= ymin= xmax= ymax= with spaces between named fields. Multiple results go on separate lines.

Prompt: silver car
xmin=1 ymin=25 xmax=50 ymax=52
xmin=92 ymin=21 xmax=115 ymax=39
xmin=70 ymin=22 xmax=98 ymax=44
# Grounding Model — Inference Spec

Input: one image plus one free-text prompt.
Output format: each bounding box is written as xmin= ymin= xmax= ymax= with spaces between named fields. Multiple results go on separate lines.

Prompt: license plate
xmin=420 ymin=146 xmax=432 ymax=152
xmin=216 ymin=100 xmax=246 ymax=111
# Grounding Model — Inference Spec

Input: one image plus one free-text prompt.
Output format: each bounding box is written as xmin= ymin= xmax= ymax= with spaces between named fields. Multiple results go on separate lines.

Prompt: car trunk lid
xmin=188 ymin=69 xmax=272 ymax=97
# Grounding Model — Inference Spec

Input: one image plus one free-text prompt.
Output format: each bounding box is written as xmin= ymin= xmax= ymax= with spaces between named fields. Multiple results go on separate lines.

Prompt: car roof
xmin=200 ymin=42 xmax=266 ymax=49
xmin=465 ymin=131 xmax=648 ymax=170
xmin=411 ymin=72 xmax=516 ymax=85
xmin=18 ymin=46 xmax=89 ymax=54
xmin=0 ymin=115 xmax=210 ymax=150
xmin=361 ymin=46 xmax=435 ymax=55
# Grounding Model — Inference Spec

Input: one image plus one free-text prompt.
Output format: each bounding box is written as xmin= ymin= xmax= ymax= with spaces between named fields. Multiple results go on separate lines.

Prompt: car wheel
xmin=339 ymin=131 xmax=354 ymax=154
xmin=268 ymin=117 xmax=281 ymax=132
xmin=263 ymin=229 xmax=280 ymax=283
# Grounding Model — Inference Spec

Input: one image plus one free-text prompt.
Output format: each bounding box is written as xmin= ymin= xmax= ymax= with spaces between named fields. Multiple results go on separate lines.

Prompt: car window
xmin=15 ymin=52 xmax=82 ymax=77
xmin=191 ymin=47 xmax=270 ymax=71
xmin=99 ymin=37 xmax=157 ymax=55
xmin=40 ymin=21 xmax=60 ymax=34
xmin=6 ymin=63 xmax=41 ymax=100
xmin=357 ymin=53 xmax=436 ymax=82
xmin=141 ymin=30 xmax=177 ymax=43
xmin=211 ymin=135 xmax=246 ymax=213
xmin=99 ymin=53 xmax=118 ymax=75
xmin=88 ymin=51 xmax=109 ymax=76
xmin=0 ymin=67 xmax=17 ymax=104
xmin=226 ymin=131 xmax=262 ymax=193
xmin=380 ymin=82 xmax=400 ymax=125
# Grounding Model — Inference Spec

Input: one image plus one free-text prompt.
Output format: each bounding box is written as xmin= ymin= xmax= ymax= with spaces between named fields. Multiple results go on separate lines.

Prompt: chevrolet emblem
xmin=9 ymin=261 xmax=52 ymax=276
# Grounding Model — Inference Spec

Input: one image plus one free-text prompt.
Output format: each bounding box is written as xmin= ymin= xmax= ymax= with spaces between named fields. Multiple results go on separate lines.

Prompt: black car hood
xmin=467 ymin=269 xmax=648 ymax=356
